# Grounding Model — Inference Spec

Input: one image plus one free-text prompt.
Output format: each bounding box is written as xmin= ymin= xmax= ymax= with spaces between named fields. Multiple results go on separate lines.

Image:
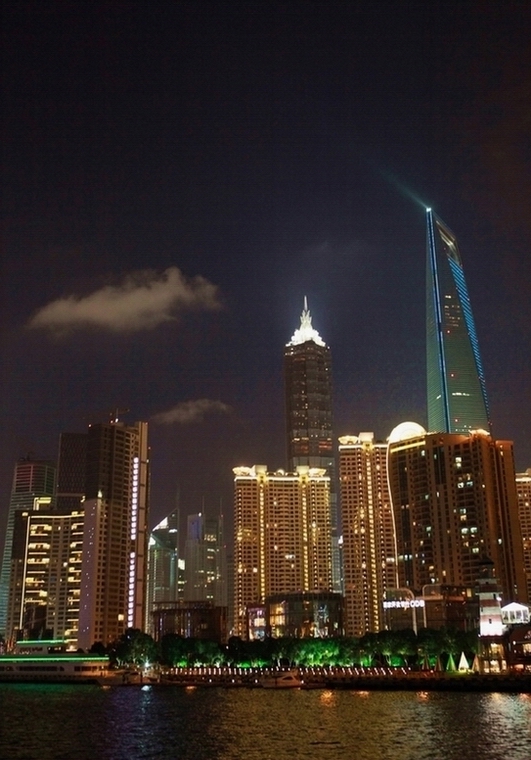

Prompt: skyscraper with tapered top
xmin=426 ymin=209 xmax=491 ymax=433
xmin=284 ymin=298 xmax=340 ymax=591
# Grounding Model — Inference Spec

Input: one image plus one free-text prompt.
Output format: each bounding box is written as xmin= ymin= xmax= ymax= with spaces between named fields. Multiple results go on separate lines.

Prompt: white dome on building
xmin=388 ymin=421 xmax=427 ymax=444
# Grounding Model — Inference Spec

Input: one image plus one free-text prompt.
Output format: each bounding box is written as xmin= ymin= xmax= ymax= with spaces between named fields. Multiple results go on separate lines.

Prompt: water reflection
xmin=1 ymin=685 xmax=531 ymax=760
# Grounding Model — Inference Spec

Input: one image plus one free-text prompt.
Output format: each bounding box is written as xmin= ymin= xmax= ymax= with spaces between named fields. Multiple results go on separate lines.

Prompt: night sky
xmin=1 ymin=2 xmax=530 ymax=548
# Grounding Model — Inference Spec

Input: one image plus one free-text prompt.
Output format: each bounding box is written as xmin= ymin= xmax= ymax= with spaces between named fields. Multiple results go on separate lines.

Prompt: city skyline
xmin=2 ymin=3 xmax=530 ymax=548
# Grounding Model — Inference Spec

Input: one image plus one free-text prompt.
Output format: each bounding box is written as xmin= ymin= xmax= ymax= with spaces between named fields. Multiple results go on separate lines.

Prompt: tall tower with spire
xmin=284 ymin=298 xmax=339 ymax=591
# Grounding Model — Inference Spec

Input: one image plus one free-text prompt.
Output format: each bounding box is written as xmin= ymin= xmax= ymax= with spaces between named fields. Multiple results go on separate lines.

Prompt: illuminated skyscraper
xmin=0 ymin=457 xmax=56 ymax=636
xmin=516 ymin=468 xmax=531 ymax=605
xmin=146 ymin=507 xmax=180 ymax=634
xmin=284 ymin=298 xmax=340 ymax=590
xmin=426 ymin=209 xmax=490 ymax=433
xmin=387 ymin=423 xmax=526 ymax=604
xmin=78 ymin=420 xmax=149 ymax=649
xmin=338 ymin=434 xmax=397 ymax=636
xmin=233 ymin=465 xmax=331 ymax=638
xmin=6 ymin=503 xmax=84 ymax=647
xmin=184 ymin=512 xmax=226 ymax=607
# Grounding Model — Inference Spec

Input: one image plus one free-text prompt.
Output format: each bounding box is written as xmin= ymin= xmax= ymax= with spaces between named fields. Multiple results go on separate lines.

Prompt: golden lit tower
xmin=233 ymin=465 xmax=331 ymax=638
xmin=515 ymin=468 xmax=531 ymax=605
xmin=339 ymin=434 xmax=398 ymax=636
xmin=284 ymin=298 xmax=340 ymax=591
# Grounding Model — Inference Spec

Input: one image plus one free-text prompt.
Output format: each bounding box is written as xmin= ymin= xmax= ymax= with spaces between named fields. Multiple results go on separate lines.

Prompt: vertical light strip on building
xmin=426 ymin=207 xmax=450 ymax=431
xmin=128 ymin=456 xmax=140 ymax=628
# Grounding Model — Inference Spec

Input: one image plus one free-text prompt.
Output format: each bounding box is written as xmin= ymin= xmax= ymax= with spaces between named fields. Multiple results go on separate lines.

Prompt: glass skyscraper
xmin=426 ymin=209 xmax=490 ymax=433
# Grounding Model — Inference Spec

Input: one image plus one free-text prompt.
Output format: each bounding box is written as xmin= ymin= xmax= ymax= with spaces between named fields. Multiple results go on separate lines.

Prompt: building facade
xmin=6 ymin=503 xmax=84 ymax=647
xmin=338 ymin=433 xmax=398 ymax=636
xmin=426 ymin=209 xmax=490 ymax=434
xmin=183 ymin=512 xmax=226 ymax=607
xmin=78 ymin=420 xmax=149 ymax=649
xmin=0 ymin=457 xmax=56 ymax=636
xmin=266 ymin=591 xmax=343 ymax=638
xmin=55 ymin=432 xmax=87 ymax=513
xmin=387 ymin=422 xmax=526 ymax=605
xmin=233 ymin=465 xmax=332 ymax=638
xmin=146 ymin=507 xmax=180 ymax=635
xmin=284 ymin=298 xmax=340 ymax=591
xmin=516 ymin=468 xmax=531 ymax=604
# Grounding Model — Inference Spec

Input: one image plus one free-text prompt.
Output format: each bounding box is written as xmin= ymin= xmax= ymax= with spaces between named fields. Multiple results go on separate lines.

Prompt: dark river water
xmin=1 ymin=683 xmax=531 ymax=760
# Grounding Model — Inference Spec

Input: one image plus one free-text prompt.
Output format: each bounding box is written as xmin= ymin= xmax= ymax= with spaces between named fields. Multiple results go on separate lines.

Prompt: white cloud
xmin=28 ymin=267 xmax=221 ymax=333
xmin=152 ymin=399 xmax=232 ymax=425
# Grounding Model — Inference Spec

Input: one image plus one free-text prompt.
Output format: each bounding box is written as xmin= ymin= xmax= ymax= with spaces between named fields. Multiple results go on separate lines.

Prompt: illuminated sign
xmin=383 ymin=599 xmax=425 ymax=609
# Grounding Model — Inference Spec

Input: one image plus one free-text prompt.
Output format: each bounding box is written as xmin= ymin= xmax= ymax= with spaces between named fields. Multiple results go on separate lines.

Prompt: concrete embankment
xmin=157 ymin=671 xmax=531 ymax=693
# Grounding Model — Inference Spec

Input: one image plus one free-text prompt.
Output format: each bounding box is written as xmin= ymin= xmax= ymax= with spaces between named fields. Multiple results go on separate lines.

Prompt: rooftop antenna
xmin=110 ymin=407 xmax=130 ymax=424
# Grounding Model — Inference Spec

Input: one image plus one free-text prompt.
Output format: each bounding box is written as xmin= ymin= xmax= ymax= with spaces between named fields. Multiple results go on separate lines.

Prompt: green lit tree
xmin=111 ymin=628 xmax=159 ymax=668
xmin=160 ymin=634 xmax=190 ymax=667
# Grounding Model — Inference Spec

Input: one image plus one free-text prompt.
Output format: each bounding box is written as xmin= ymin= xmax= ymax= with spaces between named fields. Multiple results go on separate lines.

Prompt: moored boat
xmin=0 ymin=640 xmax=110 ymax=684
xmin=259 ymin=670 xmax=303 ymax=688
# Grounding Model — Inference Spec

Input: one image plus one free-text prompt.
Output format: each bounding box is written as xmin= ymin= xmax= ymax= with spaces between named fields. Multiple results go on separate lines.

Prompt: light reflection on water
xmin=1 ymin=684 xmax=531 ymax=760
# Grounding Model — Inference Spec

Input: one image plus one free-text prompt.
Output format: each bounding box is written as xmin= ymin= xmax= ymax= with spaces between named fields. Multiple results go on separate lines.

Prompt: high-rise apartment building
xmin=184 ymin=512 xmax=226 ymax=607
xmin=78 ymin=420 xmax=149 ymax=649
xmin=233 ymin=464 xmax=331 ymax=638
xmin=387 ymin=422 xmax=526 ymax=604
xmin=426 ymin=209 xmax=490 ymax=434
xmin=284 ymin=298 xmax=340 ymax=591
xmin=0 ymin=457 xmax=56 ymax=636
xmin=516 ymin=468 xmax=531 ymax=605
xmin=338 ymin=433 xmax=397 ymax=636
xmin=6 ymin=502 xmax=84 ymax=647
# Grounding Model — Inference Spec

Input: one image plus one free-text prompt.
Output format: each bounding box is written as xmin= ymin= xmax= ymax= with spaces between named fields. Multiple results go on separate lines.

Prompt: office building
xmin=516 ymin=468 xmax=531 ymax=604
xmin=6 ymin=502 xmax=84 ymax=647
xmin=387 ymin=422 xmax=526 ymax=604
xmin=152 ymin=600 xmax=227 ymax=643
xmin=426 ymin=209 xmax=490 ymax=433
xmin=146 ymin=507 xmax=180 ymax=635
xmin=266 ymin=591 xmax=343 ymax=638
xmin=383 ymin=585 xmax=478 ymax=633
xmin=184 ymin=512 xmax=226 ymax=607
xmin=55 ymin=432 xmax=87 ymax=513
xmin=233 ymin=464 xmax=332 ymax=638
xmin=78 ymin=420 xmax=149 ymax=649
xmin=0 ymin=457 xmax=56 ymax=636
xmin=284 ymin=298 xmax=340 ymax=591
xmin=338 ymin=433 xmax=398 ymax=636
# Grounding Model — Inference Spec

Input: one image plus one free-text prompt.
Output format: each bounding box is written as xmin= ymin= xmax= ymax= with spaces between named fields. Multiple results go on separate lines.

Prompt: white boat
xmin=260 ymin=670 xmax=303 ymax=688
xmin=0 ymin=640 xmax=110 ymax=684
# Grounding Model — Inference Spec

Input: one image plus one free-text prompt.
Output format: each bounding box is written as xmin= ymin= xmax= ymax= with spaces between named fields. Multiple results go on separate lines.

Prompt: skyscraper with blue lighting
xmin=426 ymin=209 xmax=491 ymax=433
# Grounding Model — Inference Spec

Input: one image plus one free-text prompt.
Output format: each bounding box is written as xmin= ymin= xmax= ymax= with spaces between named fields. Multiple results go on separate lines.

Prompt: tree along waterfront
xmin=104 ymin=627 xmax=478 ymax=670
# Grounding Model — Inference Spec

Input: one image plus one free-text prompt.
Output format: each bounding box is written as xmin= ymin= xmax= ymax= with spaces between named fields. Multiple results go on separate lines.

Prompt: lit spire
xmin=287 ymin=296 xmax=326 ymax=347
